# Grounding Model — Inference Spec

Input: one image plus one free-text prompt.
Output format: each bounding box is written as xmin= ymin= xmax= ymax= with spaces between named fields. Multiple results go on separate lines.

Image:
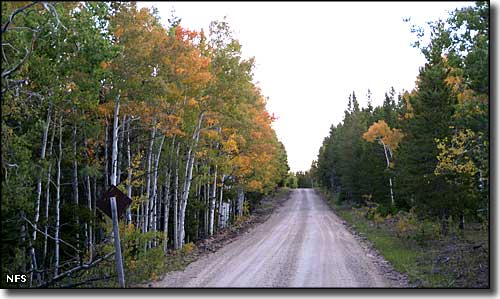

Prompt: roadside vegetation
xmin=319 ymin=188 xmax=488 ymax=288
xmin=308 ymin=1 xmax=489 ymax=288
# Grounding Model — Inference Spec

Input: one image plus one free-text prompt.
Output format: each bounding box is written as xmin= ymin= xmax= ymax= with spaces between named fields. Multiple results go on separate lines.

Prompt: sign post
xmin=97 ymin=185 xmax=131 ymax=288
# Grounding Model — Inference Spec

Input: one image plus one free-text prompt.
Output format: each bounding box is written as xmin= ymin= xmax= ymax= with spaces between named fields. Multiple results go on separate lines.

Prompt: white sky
xmin=138 ymin=1 xmax=475 ymax=172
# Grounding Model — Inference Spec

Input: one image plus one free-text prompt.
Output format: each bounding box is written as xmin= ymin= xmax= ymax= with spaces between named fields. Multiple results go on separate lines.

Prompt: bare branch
xmin=1 ymin=30 xmax=38 ymax=79
xmin=37 ymin=252 xmax=115 ymax=288
xmin=1 ymin=1 xmax=39 ymax=34
xmin=21 ymin=215 xmax=81 ymax=253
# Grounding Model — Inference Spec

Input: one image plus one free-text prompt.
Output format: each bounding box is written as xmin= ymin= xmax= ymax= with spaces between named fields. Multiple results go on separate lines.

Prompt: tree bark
xmin=218 ymin=174 xmax=225 ymax=230
xmin=110 ymin=94 xmax=125 ymax=288
xmin=43 ymin=119 xmax=56 ymax=264
xmin=151 ymin=134 xmax=165 ymax=246
xmin=144 ymin=118 xmax=156 ymax=234
xmin=54 ymin=114 xmax=63 ymax=277
xmin=178 ymin=111 xmax=204 ymax=248
xmin=209 ymin=165 xmax=217 ymax=236
xmin=72 ymin=110 xmax=80 ymax=259
xmin=83 ymin=124 xmax=93 ymax=262
xmin=31 ymin=101 xmax=51 ymax=284
xmin=380 ymin=139 xmax=395 ymax=206
xmin=173 ymin=142 xmax=180 ymax=250
xmin=104 ymin=119 xmax=109 ymax=192
xmin=126 ymin=117 xmax=132 ymax=224
xmin=117 ymin=114 xmax=126 ymax=185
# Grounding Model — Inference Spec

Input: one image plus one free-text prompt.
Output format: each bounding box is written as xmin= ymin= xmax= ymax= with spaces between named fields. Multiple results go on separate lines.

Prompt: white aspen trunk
xmin=117 ymin=114 xmax=126 ymax=185
xmin=237 ymin=187 xmax=245 ymax=217
xmin=110 ymin=94 xmax=125 ymax=288
xmin=151 ymin=135 xmax=165 ymax=246
xmin=31 ymin=102 xmax=51 ymax=284
xmin=162 ymin=136 xmax=175 ymax=252
xmin=43 ymin=120 xmax=56 ymax=262
xmin=218 ymin=174 xmax=225 ymax=230
xmin=380 ymin=139 xmax=395 ymax=206
xmin=126 ymin=118 xmax=132 ymax=224
xmin=151 ymin=135 xmax=165 ymax=230
xmin=209 ymin=165 xmax=217 ymax=236
xmin=34 ymin=102 xmax=52 ymax=242
xmin=178 ymin=111 xmax=205 ymax=248
xmin=173 ymin=143 xmax=180 ymax=250
xmin=83 ymin=127 xmax=93 ymax=262
xmin=72 ymin=113 xmax=80 ymax=257
xmin=104 ymin=119 xmax=109 ymax=191
xmin=203 ymin=178 xmax=209 ymax=238
xmin=163 ymin=168 xmax=171 ymax=253
xmin=144 ymin=118 xmax=156 ymax=233
xmin=91 ymin=130 xmax=99 ymax=248
xmin=54 ymin=115 xmax=62 ymax=277
xmin=85 ymin=173 xmax=92 ymax=261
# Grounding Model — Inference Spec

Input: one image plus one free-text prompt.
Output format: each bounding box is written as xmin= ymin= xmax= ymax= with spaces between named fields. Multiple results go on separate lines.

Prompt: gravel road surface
xmin=151 ymin=188 xmax=393 ymax=288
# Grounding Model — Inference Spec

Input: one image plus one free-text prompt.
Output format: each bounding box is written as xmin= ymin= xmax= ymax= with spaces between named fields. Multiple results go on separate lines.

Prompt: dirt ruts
xmin=150 ymin=188 xmax=405 ymax=287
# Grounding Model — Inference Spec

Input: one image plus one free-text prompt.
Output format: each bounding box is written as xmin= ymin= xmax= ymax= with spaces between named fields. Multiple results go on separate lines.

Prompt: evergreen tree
xmin=395 ymin=61 xmax=456 ymax=218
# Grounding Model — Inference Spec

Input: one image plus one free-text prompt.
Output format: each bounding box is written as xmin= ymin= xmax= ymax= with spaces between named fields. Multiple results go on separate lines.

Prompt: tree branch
xmin=1 ymin=1 xmax=38 ymax=34
xmin=21 ymin=215 xmax=81 ymax=253
xmin=37 ymin=252 xmax=115 ymax=288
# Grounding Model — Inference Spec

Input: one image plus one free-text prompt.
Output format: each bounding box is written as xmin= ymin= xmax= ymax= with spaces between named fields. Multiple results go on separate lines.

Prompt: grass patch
xmin=318 ymin=188 xmax=488 ymax=288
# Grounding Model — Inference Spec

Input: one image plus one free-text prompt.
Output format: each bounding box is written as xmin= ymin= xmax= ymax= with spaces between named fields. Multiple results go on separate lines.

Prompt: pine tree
xmin=395 ymin=61 xmax=456 ymax=219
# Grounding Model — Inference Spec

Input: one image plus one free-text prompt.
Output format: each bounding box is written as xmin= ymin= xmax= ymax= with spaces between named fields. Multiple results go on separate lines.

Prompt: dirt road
xmin=152 ymin=188 xmax=394 ymax=287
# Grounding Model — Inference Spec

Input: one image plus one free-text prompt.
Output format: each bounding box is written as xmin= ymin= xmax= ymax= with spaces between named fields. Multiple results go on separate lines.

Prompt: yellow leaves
xmin=363 ymin=120 xmax=404 ymax=151
xmin=114 ymin=27 xmax=124 ymax=39
xmin=445 ymin=74 xmax=463 ymax=93
xmin=195 ymin=149 xmax=208 ymax=159
xmin=202 ymin=129 xmax=219 ymax=140
xmin=97 ymin=101 xmax=115 ymax=117
xmin=66 ymin=81 xmax=77 ymax=92
xmin=247 ymin=180 xmax=263 ymax=192
xmin=187 ymin=97 xmax=198 ymax=108
xmin=435 ymin=128 xmax=483 ymax=178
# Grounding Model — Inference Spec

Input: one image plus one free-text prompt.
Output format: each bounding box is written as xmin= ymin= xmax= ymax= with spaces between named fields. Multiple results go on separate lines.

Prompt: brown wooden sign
xmin=96 ymin=185 xmax=132 ymax=220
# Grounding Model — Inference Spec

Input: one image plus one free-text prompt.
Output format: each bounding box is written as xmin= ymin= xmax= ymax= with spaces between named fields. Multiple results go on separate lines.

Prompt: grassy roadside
xmin=317 ymin=188 xmax=489 ymax=288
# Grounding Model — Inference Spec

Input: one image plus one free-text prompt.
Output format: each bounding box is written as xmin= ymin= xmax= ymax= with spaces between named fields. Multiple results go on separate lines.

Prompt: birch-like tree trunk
xmin=126 ymin=117 xmax=132 ymax=224
xmin=151 ymin=134 xmax=165 ymax=247
xmin=117 ymin=114 xmax=126 ymax=185
xmin=163 ymin=168 xmax=172 ymax=252
xmin=31 ymin=101 xmax=51 ymax=284
xmin=173 ymin=142 xmax=180 ymax=250
xmin=34 ymin=101 xmax=51 ymax=242
xmin=104 ymin=119 xmax=109 ymax=192
xmin=72 ymin=111 xmax=80 ymax=258
xmin=236 ymin=187 xmax=245 ymax=217
xmin=43 ymin=119 xmax=56 ymax=263
xmin=110 ymin=94 xmax=125 ymax=288
xmin=380 ymin=139 xmax=395 ymax=206
xmin=208 ymin=165 xmax=217 ymax=236
xmin=178 ymin=111 xmax=204 ymax=248
xmin=83 ymin=126 xmax=93 ymax=262
xmin=218 ymin=174 xmax=225 ymax=230
xmin=54 ymin=115 xmax=63 ymax=277
xmin=144 ymin=118 xmax=156 ymax=234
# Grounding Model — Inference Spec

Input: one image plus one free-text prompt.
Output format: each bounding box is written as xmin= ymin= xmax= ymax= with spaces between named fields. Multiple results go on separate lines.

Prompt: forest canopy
xmin=1 ymin=2 xmax=289 ymax=287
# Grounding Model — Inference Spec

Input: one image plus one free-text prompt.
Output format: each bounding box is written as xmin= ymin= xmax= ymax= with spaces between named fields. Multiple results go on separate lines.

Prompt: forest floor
xmin=147 ymin=188 xmax=403 ymax=287
xmin=320 ymin=190 xmax=489 ymax=288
